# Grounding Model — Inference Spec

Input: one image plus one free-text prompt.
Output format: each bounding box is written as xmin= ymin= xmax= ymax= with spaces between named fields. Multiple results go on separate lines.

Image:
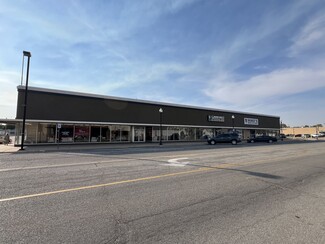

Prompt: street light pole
xmin=231 ymin=115 xmax=235 ymax=132
xmin=20 ymin=51 xmax=32 ymax=151
xmin=159 ymin=108 xmax=163 ymax=145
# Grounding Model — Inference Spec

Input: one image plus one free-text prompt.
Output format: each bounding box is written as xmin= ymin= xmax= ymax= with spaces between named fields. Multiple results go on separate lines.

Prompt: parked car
xmin=311 ymin=133 xmax=325 ymax=138
xmin=207 ymin=133 xmax=241 ymax=145
xmin=247 ymin=135 xmax=277 ymax=143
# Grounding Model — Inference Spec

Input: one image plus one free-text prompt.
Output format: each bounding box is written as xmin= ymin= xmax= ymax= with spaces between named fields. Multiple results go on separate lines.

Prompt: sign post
xmin=57 ymin=123 xmax=61 ymax=149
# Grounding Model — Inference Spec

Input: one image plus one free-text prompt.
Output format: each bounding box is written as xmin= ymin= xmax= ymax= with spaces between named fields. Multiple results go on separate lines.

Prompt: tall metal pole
xmin=20 ymin=51 xmax=31 ymax=150
xmin=159 ymin=108 xmax=163 ymax=145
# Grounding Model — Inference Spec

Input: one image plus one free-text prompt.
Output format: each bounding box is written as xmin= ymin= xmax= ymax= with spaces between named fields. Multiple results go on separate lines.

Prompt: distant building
xmin=282 ymin=127 xmax=325 ymax=136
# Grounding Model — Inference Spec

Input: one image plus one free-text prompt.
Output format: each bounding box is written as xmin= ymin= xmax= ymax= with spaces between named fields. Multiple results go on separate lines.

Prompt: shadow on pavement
xmin=184 ymin=162 xmax=284 ymax=180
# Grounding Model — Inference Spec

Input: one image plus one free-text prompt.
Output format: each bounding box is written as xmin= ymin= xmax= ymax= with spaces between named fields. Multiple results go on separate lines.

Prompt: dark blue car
xmin=247 ymin=135 xmax=277 ymax=143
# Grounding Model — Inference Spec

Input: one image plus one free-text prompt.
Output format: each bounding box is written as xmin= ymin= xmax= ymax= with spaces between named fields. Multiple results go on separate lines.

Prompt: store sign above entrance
xmin=244 ymin=118 xmax=259 ymax=125
xmin=208 ymin=115 xmax=225 ymax=122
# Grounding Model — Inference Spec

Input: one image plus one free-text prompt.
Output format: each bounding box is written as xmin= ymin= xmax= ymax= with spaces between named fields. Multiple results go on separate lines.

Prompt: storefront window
xmin=111 ymin=125 xmax=121 ymax=142
xmin=271 ymin=130 xmax=279 ymax=137
xmin=74 ymin=126 xmax=90 ymax=142
xmin=215 ymin=128 xmax=223 ymax=135
xmin=101 ymin=126 xmax=110 ymax=142
xmin=168 ymin=127 xmax=180 ymax=141
xmin=121 ymin=126 xmax=131 ymax=141
xmin=180 ymin=128 xmax=195 ymax=141
xmin=152 ymin=126 xmax=167 ymax=141
xmin=255 ymin=130 xmax=266 ymax=136
xmin=38 ymin=123 xmax=56 ymax=143
xmin=25 ymin=123 xmax=38 ymax=144
xmin=15 ymin=123 xmax=22 ymax=145
xmin=134 ymin=126 xmax=145 ymax=142
xmin=229 ymin=129 xmax=242 ymax=138
xmin=196 ymin=128 xmax=214 ymax=140
xmin=59 ymin=125 xmax=74 ymax=143
xmin=91 ymin=126 xmax=101 ymax=142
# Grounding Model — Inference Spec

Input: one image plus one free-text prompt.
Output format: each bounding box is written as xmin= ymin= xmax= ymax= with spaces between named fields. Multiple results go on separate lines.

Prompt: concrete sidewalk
xmin=0 ymin=144 xmax=20 ymax=153
xmin=1 ymin=138 xmax=323 ymax=154
xmin=0 ymin=141 xmax=206 ymax=154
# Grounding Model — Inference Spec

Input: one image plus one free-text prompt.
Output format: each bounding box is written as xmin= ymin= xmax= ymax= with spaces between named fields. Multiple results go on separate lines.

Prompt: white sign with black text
xmin=244 ymin=118 xmax=259 ymax=126
xmin=208 ymin=115 xmax=225 ymax=122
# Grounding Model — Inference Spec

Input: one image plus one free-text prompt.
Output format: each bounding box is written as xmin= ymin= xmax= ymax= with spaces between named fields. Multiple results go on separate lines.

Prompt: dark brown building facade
xmin=15 ymin=86 xmax=280 ymax=144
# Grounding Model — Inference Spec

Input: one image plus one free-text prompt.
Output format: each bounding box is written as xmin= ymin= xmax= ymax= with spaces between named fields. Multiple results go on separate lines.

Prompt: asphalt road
xmin=0 ymin=141 xmax=324 ymax=243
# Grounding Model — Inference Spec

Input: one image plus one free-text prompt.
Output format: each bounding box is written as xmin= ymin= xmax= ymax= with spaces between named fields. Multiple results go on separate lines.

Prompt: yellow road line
xmin=1 ymin=147 xmax=319 ymax=173
xmin=0 ymin=167 xmax=215 ymax=202
xmin=1 ymin=150 xmax=323 ymax=202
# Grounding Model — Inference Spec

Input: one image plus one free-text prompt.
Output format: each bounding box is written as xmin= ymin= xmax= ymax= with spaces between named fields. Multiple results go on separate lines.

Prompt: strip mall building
xmin=14 ymin=86 xmax=280 ymax=145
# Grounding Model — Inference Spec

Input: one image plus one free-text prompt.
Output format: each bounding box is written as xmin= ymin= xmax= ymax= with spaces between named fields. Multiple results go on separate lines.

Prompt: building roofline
xmin=17 ymin=86 xmax=280 ymax=118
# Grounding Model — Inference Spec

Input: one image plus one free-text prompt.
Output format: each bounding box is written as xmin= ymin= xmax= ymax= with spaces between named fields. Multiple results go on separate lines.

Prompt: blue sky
xmin=0 ymin=0 xmax=324 ymax=126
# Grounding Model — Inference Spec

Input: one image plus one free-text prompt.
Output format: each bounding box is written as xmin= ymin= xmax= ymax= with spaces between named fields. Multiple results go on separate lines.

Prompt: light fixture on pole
xmin=231 ymin=115 xmax=235 ymax=132
xmin=159 ymin=108 xmax=163 ymax=145
xmin=20 ymin=51 xmax=32 ymax=151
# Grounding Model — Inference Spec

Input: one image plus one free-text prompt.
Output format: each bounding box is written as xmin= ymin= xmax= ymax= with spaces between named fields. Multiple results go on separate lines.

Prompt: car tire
xmin=231 ymin=140 xmax=237 ymax=145
xmin=268 ymin=139 xmax=273 ymax=143
xmin=210 ymin=140 xmax=216 ymax=145
xmin=250 ymin=140 xmax=254 ymax=143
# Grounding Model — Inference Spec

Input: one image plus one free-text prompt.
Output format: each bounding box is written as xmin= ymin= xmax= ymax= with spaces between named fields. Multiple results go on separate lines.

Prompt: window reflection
xmin=16 ymin=122 xmax=278 ymax=145
xmin=74 ymin=126 xmax=90 ymax=142
xmin=59 ymin=125 xmax=74 ymax=143
xmin=168 ymin=127 xmax=180 ymax=141
xmin=38 ymin=123 xmax=56 ymax=143
xmin=101 ymin=126 xmax=110 ymax=142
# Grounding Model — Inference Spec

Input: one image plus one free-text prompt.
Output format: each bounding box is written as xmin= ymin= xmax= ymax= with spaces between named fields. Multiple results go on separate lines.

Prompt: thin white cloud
xmin=207 ymin=0 xmax=314 ymax=72
xmin=199 ymin=1 xmax=325 ymax=125
xmin=289 ymin=12 xmax=325 ymax=56
xmin=0 ymin=0 xmax=324 ymax=127
xmin=0 ymin=71 xmax=20 ymax=119
xmin=204 ymin=68 xmax=325 ymax=106
xmin=95 ymin=60 xmax=198 ymax=93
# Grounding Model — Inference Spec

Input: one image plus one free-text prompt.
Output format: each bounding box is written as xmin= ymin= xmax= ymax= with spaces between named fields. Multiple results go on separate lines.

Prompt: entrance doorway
xmin=134 ymin=126 xmax=145 ymax=142
xmin=145 ymin=126 xmax=152 ymax=142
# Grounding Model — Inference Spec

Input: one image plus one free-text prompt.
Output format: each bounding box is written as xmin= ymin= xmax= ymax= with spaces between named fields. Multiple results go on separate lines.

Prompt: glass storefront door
xmin=134 ymin=126 xmax=145 ymax=142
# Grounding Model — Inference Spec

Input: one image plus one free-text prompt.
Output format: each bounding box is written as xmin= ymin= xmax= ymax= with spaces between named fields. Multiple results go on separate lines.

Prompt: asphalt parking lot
xmin=0 ymin=140 xmax=324 ymax=243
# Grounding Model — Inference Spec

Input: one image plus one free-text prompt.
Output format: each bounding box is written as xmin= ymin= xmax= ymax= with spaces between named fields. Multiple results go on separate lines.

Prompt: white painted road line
xmin=164 ymin=158 xmax=190 ymax=167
